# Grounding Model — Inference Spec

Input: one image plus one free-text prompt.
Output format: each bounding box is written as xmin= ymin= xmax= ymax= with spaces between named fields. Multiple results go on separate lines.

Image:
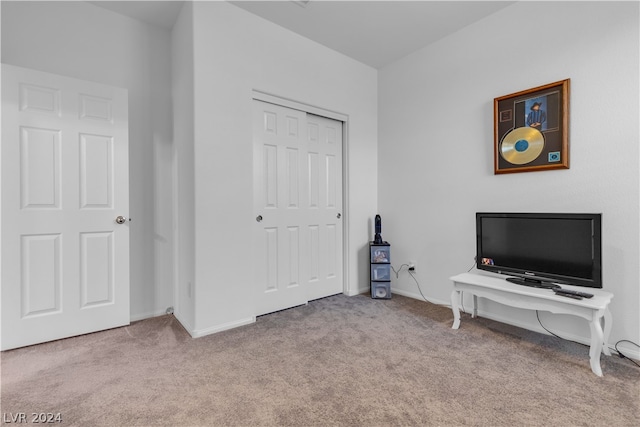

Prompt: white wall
xmin=379 ymin=1 xmax=639 ymax=355
xmin=1 ymin=1 xmax=174 ymax=321
xmin=7 ymin=0 xmax=634 ymax=356
xmin=182 ymin=1 xmax=378 ymax=335
xmin=171 ymin=1 xmax=195 ymax=331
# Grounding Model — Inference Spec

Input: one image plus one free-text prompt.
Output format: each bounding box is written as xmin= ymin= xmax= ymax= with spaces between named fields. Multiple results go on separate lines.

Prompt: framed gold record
xmin=494 ymin=79 xmax=570 ymax=174
xmin=500 ymin=127 xmax=545 ymax=164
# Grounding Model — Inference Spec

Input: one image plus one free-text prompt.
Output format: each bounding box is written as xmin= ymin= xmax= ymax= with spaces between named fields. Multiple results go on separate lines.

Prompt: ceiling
xmin=90 ymin=1 xmax=516 ymax=69
xmin=89 ymin=1 xmax=185 ymax=29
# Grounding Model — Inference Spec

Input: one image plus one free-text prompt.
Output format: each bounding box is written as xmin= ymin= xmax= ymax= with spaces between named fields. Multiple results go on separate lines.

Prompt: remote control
xmin=554 ymin=291 xmax=583 ymax=300
xmin=554 ymin=289 xmax=594 ymax=298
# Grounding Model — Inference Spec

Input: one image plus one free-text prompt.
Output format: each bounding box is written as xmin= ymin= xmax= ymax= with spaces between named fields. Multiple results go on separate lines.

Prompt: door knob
xmin=337 ymin=213 xmax=341 ymax=219
xmin=256 ymin=215 xmax=263 ymax=222
xmin=115 ymin=216 xmax=127 ymax=224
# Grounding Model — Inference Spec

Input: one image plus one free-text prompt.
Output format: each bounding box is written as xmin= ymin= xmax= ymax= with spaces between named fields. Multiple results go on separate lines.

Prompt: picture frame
xmin=494 ymin=79 xmax=570 ymax=174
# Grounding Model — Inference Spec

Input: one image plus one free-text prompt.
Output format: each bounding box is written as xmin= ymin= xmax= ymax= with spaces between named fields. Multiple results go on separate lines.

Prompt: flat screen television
xmin=476 ymin=213 xmax=602 ymax=289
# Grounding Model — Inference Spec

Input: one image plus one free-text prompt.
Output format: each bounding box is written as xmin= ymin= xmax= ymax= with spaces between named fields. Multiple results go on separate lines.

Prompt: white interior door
xmin=253 ymin=100 xmax=343 ymax=317
xmin=305 ymin=113 xmax=343 ymax=301
xmin=1 ymin=64 xmax=130 ymax=350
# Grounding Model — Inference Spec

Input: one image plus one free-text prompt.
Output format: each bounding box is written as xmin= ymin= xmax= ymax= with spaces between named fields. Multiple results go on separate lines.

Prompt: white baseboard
xmin=191 ymin=316 xmax=256 ymax=338
xmin=172 ymin=311 xmax=194 ymax=336
xmin=391 ymin=287 xmax=451 ymax=307
xmin=474 ymin=309 xmax=640 ymax=361
xmin=346 ymin=286 xmax=369 ymax=297
xmin=391 ymin=287 xmax=640 ymax=362
xmin=129 ymin=290 xmax=639 ymax=362
xmin=130 ymin=309 xmax=168 ymax=322
xmin=611 ymin=342 xmax=640 ymax=361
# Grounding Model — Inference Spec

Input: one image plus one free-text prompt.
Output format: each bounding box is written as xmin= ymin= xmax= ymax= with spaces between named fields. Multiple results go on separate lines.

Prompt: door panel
xmin=80 ymin=231 xmax=114 ymax=307
xmin=20 ymin=126 xmax=61 ymax=209
xmin=79 ymin=133 xmax=113 ymax=209
xmin=253 ymin=101 xmax=343 ymax=316
xmin=253 ymin=102 xmax=308 ymax=316
xmin=305 ymin=114 xmax=343 ymax=301
xmin=21 ymin=234 xmax=61 ymax=317
xmin=1 ymin=64 xmax=129 ymax=350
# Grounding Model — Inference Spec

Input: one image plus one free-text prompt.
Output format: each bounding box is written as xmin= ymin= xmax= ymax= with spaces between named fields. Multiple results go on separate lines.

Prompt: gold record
xmin=500 ymin=127 xmax=545 ymax=165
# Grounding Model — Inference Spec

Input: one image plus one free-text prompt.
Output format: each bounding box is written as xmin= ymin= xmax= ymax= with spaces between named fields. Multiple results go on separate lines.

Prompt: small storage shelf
xmin=370 ymin=242 xmax=391 ymax=299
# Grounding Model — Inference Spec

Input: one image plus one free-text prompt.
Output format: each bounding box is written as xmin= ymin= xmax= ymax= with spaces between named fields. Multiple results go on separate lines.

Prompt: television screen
xmin=476 ymin=213 xmax=602 ymax=288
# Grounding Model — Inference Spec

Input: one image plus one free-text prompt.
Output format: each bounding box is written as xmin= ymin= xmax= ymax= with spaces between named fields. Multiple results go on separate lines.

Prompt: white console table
xmin=450 ymin=273 xmax=613 ymax=376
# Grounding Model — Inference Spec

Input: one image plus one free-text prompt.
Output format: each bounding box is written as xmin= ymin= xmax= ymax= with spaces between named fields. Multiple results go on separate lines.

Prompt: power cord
xmin=390 ymin=264 xmax=409 ymax=278
xmin=408 ymin=270 xmax=436 ymax=305
xmin=390 ymin=263 xmax=447 ymax=308
xmin=614 ymin=340 xmax=640 ymax=368
xmin=464 ymin=255 xmax=638 ymax=368
xmin=536 ymin=311 xmax=583 ymax=346
xmin=395 ymin=255 xmax=639 ymax=368
xmin=457 ymin=259 xmax=476 ymax=313
xmin=537 ymin=311 xmax=640 ymax=369
xmin=467 ymin=259 xmax=476 ymax=272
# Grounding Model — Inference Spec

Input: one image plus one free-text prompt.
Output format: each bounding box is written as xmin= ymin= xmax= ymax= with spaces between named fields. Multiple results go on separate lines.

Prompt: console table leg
xmin=451 ymin=290 xmax=461 ymax=329
xmin=602 ymin=308 xmax=612 ymax=356
xmin=589 ymin=314 xmax=605 ymax=377
xmin=472 ymin=294 xmax=478 ymax=318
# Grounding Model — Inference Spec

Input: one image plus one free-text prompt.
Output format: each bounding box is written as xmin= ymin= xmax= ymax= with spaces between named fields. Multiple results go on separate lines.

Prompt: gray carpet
xmin=1 ymin=294 xmax=638 ymax=426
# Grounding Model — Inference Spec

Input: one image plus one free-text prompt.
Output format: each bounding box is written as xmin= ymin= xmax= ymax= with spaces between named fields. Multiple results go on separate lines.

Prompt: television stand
xmin=450 ymin=273 xmax=613 ymax=376
xmin=506 ymin=277 xmax=560 ymax=289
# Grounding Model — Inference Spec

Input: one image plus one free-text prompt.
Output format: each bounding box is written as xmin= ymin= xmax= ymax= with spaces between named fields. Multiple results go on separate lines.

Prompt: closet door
xmin=253 ymin=101 xmax=343 ymax=316
xmin=305 ymin=113 xmax=343 ymax=302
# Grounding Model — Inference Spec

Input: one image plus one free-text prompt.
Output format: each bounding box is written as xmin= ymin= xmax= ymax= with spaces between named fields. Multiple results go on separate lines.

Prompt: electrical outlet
xmin=409 ymin=260 xmax=417 ymax=271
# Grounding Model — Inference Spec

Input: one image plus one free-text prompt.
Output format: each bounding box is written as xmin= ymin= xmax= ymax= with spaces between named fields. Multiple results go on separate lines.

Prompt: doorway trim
xmin=251 ymin=89 xmax=351 ymax=297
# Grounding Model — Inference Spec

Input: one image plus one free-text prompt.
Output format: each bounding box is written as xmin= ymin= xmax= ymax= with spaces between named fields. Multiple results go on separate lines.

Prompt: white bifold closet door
xmin=253 ymin=100 xmax=343 ymax=316
xmin=1 ymin=64 xmax=130 ymax=350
